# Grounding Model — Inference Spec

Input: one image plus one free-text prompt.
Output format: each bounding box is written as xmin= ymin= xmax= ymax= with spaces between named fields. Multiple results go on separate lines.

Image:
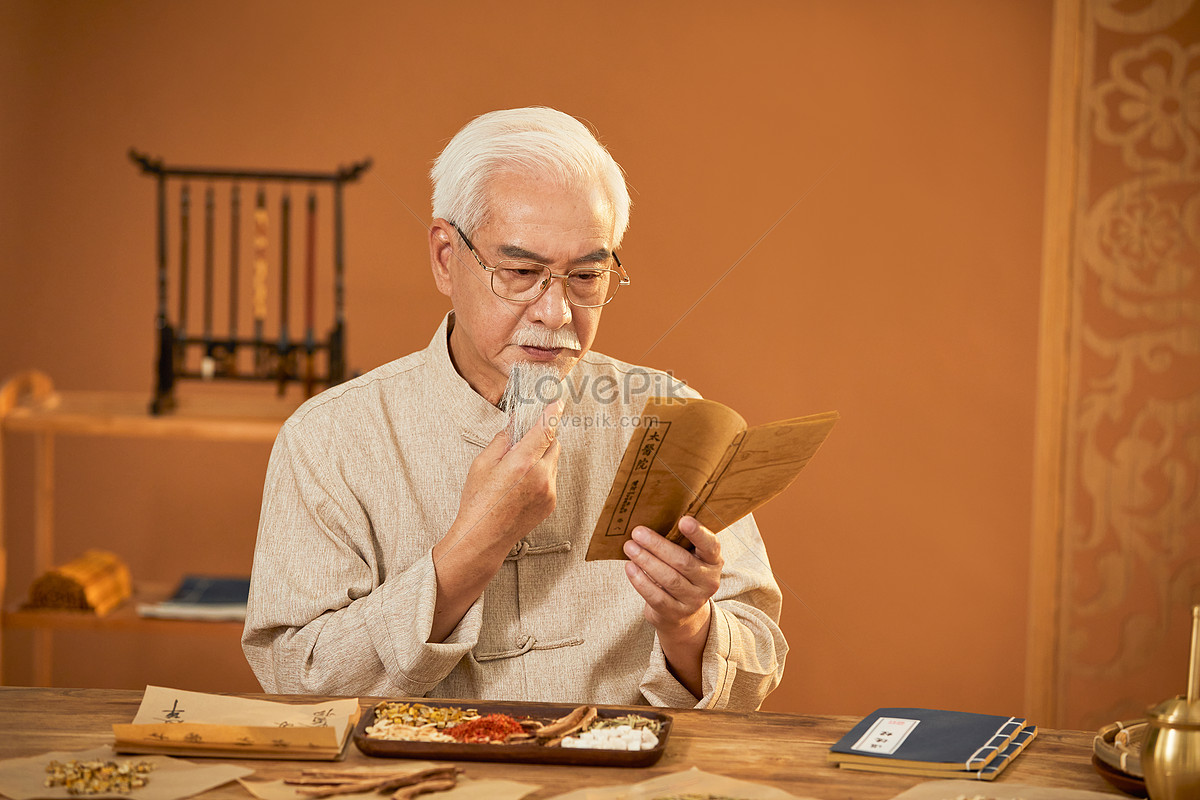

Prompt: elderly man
xmin=242 ymin=107 xmax=786 ymax=709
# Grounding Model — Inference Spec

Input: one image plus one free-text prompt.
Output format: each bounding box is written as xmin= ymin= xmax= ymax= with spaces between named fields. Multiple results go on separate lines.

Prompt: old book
xmin=835 ymin=724 xmax=1038 ymax=781
xmin=112 ymin=686 xmax=360 ymax=760
xmin=137 ymin=575 xmax=250 ymax=621
xmin=826 ymin=708 xmax=1028 ymax=774
xmin=586 ymin=397 xmax=838 ymax=561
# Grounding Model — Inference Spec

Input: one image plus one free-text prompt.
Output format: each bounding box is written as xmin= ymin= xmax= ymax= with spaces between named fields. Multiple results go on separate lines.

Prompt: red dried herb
xmin=444 ymin=713 xmax=525 ymax=743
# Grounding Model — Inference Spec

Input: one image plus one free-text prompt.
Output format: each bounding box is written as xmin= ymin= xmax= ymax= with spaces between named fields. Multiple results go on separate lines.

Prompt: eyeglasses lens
xmin=492 ymin=264 xmax=620 ymax=307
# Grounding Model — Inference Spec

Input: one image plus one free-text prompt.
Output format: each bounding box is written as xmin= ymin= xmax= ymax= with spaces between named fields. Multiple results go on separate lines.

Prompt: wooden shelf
xmin=0 ymin=371 xmax=293 ymax=684
xmin=4 ymin=583 xmax=242 ymax=636
xmin=1 ymin=373 xmax=299 ymax=443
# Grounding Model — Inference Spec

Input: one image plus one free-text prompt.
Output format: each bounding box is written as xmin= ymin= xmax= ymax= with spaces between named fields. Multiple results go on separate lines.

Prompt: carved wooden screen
xmin=1029 ymin=0 xmax=1200 ymax=729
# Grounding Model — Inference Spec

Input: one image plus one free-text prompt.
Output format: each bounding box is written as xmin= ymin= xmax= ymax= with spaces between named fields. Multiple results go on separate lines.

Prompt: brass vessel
xmin=1144 ymin=696 xmax=1200 ymax=799
xmin=1143 ymin=605 xmax=1200 ymax=800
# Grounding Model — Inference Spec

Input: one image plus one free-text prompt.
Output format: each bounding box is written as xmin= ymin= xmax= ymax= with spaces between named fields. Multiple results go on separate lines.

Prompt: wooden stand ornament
xmin=129 ymin=150 xmax=371 ymax=414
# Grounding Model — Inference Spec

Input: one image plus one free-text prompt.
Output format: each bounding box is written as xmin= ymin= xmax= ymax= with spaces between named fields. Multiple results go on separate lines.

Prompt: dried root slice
xmin=535 ymin=705 xmax=588 ymax=738
xmin=391 ymin=776 xmax=457 ymax=799
xmin=292 ymin=767 xmax=460 ymax=797
xmin=503 ymin=718 xmax=545 ymax=743
xmin=539 ymin=705 xmax=598 ymax=746
xmin=285 ymin=771 xmax=408 ymax=786
xmin=503 ymin=732 xmax=537 ymax=743
xmin=294 ymin=769 xmax=414 ymax=781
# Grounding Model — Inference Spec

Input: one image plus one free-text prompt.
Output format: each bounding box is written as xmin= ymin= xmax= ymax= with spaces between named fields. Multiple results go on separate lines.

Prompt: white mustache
xmin=512 ymin=327 xmax=581 ymax=349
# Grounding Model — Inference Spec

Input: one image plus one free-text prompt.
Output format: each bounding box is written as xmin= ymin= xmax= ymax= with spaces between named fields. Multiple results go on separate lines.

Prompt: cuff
xmin=361 ymin=550 xmax=484 ymax=694
xmin=639 ymin=600 xmax=739 ymax=709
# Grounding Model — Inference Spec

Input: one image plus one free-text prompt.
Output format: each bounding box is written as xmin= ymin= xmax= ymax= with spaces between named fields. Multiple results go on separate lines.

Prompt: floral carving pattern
xmin=1092 ymin=36 xmax=1200 ymax=175
xmin=1059 ymin=1 xmax=1200 ymax=729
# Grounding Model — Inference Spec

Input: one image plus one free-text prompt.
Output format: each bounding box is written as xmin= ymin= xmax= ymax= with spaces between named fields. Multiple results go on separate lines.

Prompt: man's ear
xmin=429 ymin=218 xmax=456 ymax=297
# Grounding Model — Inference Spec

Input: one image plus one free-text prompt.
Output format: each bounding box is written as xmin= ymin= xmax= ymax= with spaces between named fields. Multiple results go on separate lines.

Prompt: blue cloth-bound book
xmin=136 ymin=575 xmax=250 ymax=621
xmin=827 ymin=708 xmax=1028 ymax=773
xmin=833 ymin=724 xmax=1039 ymax=781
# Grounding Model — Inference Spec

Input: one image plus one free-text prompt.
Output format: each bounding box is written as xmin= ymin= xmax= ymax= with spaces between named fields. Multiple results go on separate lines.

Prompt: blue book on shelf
xmin=136 ymin=575 xmax=250 ymax=621
xmin=827 ymin=708 xmax=1027 ymax=772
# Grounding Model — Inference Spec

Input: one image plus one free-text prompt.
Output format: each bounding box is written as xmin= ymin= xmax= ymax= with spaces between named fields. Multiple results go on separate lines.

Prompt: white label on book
xmin=850 ymin=716 xmax=919 ymax=754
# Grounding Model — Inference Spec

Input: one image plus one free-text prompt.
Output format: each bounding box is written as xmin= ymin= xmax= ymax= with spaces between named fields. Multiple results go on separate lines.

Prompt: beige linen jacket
xmin=242 ymin=314 xmax=787 ymax=709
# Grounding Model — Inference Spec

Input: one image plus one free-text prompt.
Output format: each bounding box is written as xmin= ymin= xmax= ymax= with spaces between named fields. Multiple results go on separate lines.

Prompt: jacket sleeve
xmin=241 ymin=421 xmax=478 ymax=695
xmin=637 ymin=513 xmax=788 ymax=710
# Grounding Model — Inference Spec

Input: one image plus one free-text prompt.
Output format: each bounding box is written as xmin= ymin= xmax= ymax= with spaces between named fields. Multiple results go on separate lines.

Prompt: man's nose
xmin=526 ymin=273 xmax=573 ymax=328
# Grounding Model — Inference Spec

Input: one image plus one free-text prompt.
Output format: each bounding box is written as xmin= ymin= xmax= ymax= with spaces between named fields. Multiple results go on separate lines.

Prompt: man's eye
xmin=572 ymin=270 xmax=603 ymax=282
xmin=503 ymin=266 xmax=544 ymax=278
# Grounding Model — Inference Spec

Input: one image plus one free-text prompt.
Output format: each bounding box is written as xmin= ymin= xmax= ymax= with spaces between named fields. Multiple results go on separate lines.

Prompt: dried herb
xmin=444 ymin=714 xmax=526 ymax=743
xmin=370 ymin=701 xmax=479 ymax=729
xmin=588 ymin=713 xmax=662 ymax=735
xmin=44 ymin=760 xmax=154 ymax=795
xmin=365 ymin=702 xmax=481 ymax=741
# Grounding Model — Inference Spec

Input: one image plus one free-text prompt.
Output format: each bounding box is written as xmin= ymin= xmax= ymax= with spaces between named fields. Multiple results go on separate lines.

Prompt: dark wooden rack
xmin=129 ymin=150 xmax=371 ymax=413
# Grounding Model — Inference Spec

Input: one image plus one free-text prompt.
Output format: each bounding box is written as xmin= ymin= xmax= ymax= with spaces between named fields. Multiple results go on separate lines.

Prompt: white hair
xmin=431 ymin=107 xmax=631 ymax=247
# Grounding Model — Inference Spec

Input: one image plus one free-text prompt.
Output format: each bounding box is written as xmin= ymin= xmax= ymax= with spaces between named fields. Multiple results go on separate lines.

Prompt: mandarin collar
xmin=429 ymin=312 xmax=507 ymax=444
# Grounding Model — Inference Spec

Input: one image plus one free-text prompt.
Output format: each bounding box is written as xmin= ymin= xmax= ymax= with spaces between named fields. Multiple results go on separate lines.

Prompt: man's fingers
xmin=629 ymin=527 xmax=692 ymax=572
xmin=624 ymin=532 xmax=707 ymax=603
xmin=540 ymin=399 xmax=563 ymax=441
xmin=678 ymin=516 xmax=722 ymax=565
xmin=509 ymin=399 xmax=563 ymax=458
xmin=541 ymin=437 xmax=561 ymax=472
xmin=624 ymin=560 xmax=686 ymax=613
xmin=476 ymin=429 xmax=510 ymax=466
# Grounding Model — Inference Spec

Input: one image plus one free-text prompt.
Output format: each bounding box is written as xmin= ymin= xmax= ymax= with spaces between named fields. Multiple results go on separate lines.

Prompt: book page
xmin=690 ymin=412 xmax=840 ymax=536
xmin=586 ymin=398 xmax=746 ymax=561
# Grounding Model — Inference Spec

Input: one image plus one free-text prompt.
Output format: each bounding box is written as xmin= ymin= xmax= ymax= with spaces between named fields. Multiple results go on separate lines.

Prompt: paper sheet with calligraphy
xmin=586 ymin=398 xmax=838 ymax=561
xmin=111 ymin=686 xmax=360 ymax=760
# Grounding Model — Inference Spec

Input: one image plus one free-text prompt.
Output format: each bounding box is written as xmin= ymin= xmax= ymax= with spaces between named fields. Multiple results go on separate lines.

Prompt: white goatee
xmin=501 ymin=361 xmax=565 ymax=447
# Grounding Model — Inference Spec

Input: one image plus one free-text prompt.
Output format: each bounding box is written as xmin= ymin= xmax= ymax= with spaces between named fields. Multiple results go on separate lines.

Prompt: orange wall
xmin=0 ymin=1 xmax=1052 ymax=716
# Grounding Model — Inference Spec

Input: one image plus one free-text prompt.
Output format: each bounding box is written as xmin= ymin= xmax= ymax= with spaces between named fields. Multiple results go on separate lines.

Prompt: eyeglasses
xmin=452 ymin=224 xmax=630 ymax=307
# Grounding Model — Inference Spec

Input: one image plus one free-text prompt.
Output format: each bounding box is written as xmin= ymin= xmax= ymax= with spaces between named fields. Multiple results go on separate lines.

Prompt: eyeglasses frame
xmin=451 ymin=223 xmax=630 ymax=308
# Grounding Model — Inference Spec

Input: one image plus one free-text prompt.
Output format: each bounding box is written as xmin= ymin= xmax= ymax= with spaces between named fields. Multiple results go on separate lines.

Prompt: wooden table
xmin=0 ymin=688 xmax=1127 ymax=799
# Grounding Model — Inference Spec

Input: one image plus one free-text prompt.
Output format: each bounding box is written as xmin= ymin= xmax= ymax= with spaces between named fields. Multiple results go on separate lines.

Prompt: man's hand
xmin=455 ymin=399 xmax=562 ymax=548
xmin=622 ymin=516 xmax=724 ymax=699
xmin=428 ymin=401 xmax=562 ymax=642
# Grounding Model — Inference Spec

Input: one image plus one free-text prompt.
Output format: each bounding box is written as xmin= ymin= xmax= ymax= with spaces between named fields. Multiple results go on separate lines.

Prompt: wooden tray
xmin=352 ymin=700 xmax=671 ymax=767
xmin=1092 ymin=719 xmax=1147 ymax=797
xmin=1091 ymin=755 xmax=1148 ymax=797
xmin=1093 ymin=719 xmax=1146 ymax=778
